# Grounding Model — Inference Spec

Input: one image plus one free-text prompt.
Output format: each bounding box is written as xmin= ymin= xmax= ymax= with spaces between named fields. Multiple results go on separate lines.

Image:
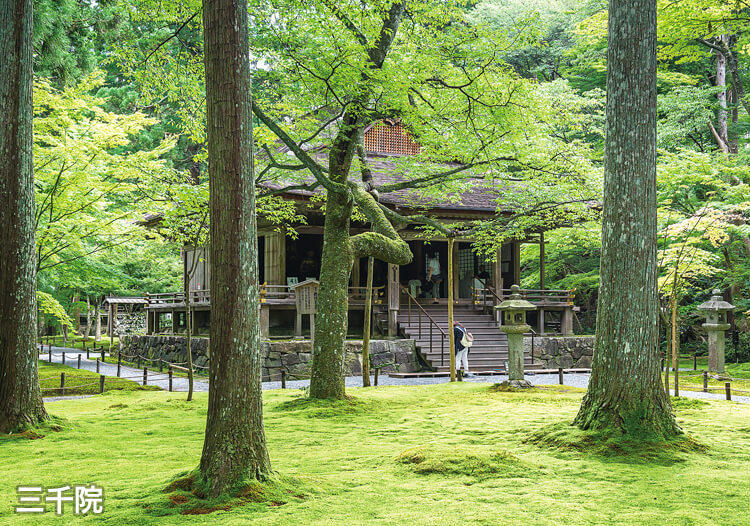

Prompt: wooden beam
xmin=387 ymin=263 xmax=400 ymax=336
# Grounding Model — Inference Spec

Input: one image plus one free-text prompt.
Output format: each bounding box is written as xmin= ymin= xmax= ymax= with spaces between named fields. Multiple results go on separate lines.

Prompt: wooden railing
xmin=400 ymin=285 xmax=448 ymax=366
xmin=471 ymin=283 xmax=575 ymax=308
xmin=146 ymin=285 xmax=386 ymax=308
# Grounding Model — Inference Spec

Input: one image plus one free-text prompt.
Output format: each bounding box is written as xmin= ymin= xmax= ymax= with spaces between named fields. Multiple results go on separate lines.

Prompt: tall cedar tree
xmin=199 ymin=0 xmax=272 ymax=495
xmin=0 ymin=0 xmax=48 ymax=433
xmin=573 ymin=0 xmax=680 ymax=438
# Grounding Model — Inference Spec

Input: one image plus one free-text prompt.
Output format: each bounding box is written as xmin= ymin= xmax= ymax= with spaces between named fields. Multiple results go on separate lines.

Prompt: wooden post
xmin=448 ymin=238 xmax=456 ymax=382
xmin=558 ymin=367 xmax=564 ymax=385
xmin=693 ymin=355 xmax=697 ymax=371
xmin=99 ymin=375 xmax=105 ymax=394
xmin=387 ymin=263 xmax=400 ymax=337
xmin=703 ymin=371 xmax=708 ymax=392
xmin=725 ymin=382 xmax=731 ymax=401
xmin=171 ymin=309 xmax=178 ymax=334
xmin=512 ymin=241 xmax=521 ymax=287
xmin=96 ymin=358 xmax=100 ymax=373
xmin=48 ymin=348 xmax=52 ymax=363
xmin=77 ymin=355 xmax=81 ymax=369
xmin=108 ymin=302 xmax=115 ymax=350
xmin=143 ymin=367 xmax=148 ymax=386
xmin=295 ymin=311 xmax=302 ymax=339
xmin=117 ymin=356 xmax=121 ymax=377
xmin=62 ymin=352 xmax=66 ymax=366
xmin=281 ymin=370 xmax=286 ymax=389
xmin=85 ymin=344 xmax=89 ymax=360
xmin=362 ymin=257 xmax=374 ymax=387
xmin=451 ymin=240 xmax=459 ymax=302
xmin=374 ymin=367 xmax=379 ymax=386
xmin=168 ymin=368 xmax=173 ymax=392
xmin=101 ymin=349 xmax=105 ymax=363
xmin=457 ymin=369 xmax=463 ymax=382
xmin=539 ymin=231 xmax=546 ymax=291
xmin=60 ymin=372 xmax=65 ymax=396
xmin=260 ymin=304 xmax=270 ymax=339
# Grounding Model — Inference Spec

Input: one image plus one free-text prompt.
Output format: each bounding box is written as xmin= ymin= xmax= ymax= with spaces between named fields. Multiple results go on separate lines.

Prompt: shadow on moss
xmin=525 ymin=421 xmax=707 ymax=465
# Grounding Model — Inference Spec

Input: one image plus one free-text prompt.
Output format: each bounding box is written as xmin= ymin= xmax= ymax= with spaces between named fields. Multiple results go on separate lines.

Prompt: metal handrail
xmin=400 ymin=285 xmax=447 ymax=366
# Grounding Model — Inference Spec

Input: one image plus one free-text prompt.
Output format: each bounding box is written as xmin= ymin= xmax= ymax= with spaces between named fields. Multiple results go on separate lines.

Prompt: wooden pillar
xmin=351 ymin=257 xmax=361 ymax=289
xmin=538 ymin=308 xmax=545 ymax=334
xmin=108 ymin=303 xmax=116 ymax=349
xmin=295 ymin=311 xmax=302 ymax=339
xmin=452 ymin=240 xmax=459 ymax=302
xmin=264 ymin=231 xmax=286 ymax=285
xmin=387 ymin=263 xmax=400 ymax=337
xmin=448 ymin=238 xmax=456 ymax=382
xmin=493 ymin=247 xmax=504 ymax=323
xmin=146 ymin=309 xmax=153 ymax=335
xmin=539 ymin=231 xmax=546 ymax=291
xmin=512 ymin=241 xmax=521 ymax=287
xmin=260 ymin=304 xmax=270 ymax=339
xmin=561 ymin=308 xmax=573 ymax=336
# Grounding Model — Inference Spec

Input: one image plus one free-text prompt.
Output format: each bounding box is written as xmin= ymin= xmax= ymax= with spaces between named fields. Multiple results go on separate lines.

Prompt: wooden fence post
xmin=77 ymin=355 xmax=81 ymax=369
xmin=693 ymin=355 xmax=697 ymax=371
xmin=168 ymin=367 xmax=173 ymax=392
xmin=48 ymin=349 xmax=52 ymax=363
xmin=558 ymin=367 xmax=564 ymax=385
xmin=60 ymin=372 xmax=65 ymax=396
xmin=96 ymin=358 xmax=100 ymax=373
xmin=457 ymin=369 xmax=463 ymax=382
xmin=62 ymin=353 xmax=66 ymax=366
xmin=85 ymin=344 xmax=89 ymax=360
xmin=703 ymin=371 xmax=708 ymax=393
xmin=143 ymin=367 xmax=148 ymax=386
xmin=374 ymin=368 xmax=379 ymax=386
xmin=281 ymin=370 xmax=286 ymax=389
xmin=726 ymin=382 xmax=731 ymax=401
xmin=101 ymin=350 xmax=105 ymax=363
xmin=99 ymin=375 xmax=105 ymax=394
xmin=117 ymin=356 xmax=121 ymax=377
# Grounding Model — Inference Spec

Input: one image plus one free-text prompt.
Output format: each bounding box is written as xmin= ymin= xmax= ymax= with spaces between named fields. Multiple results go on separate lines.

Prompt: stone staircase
xmin=397 ymin=303 xmax=541 ymax=373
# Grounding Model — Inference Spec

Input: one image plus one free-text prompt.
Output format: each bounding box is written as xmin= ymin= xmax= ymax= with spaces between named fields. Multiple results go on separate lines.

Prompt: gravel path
xmin=40 ymin=345 xmax=750 ymax=404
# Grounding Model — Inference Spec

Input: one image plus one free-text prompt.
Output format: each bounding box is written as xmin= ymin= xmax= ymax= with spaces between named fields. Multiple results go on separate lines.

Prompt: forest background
xmin=33 ymin=0 xmax=750 ymax=359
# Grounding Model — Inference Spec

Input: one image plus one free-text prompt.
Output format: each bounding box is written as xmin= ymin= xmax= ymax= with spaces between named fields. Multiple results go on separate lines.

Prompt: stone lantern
xmin=697 ymin=289 xmax=734 ymax=373
xmin=496 ymin=284 xmax=536 ymax=387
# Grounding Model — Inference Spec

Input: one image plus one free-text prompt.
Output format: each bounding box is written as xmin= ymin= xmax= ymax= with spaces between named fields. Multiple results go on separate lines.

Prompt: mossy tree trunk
xmin=199 ymin=0 xmax=272 ymax=496
xmin=0 ymin=0 xmax=48 ymax=433
xmin=573 ymin=0 xmax=680 ymax=438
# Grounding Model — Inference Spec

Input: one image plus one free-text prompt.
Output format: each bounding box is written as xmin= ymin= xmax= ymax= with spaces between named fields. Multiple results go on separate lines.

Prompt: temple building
xmin=143 ymin=120 xmax=576 ymax=372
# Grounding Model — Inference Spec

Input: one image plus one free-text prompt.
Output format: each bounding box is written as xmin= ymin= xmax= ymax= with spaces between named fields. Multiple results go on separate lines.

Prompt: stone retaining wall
xmin=119 ymin=335 xmax=419 ymax=381
xmin=524 ymin=335 xmax=595 ymax=369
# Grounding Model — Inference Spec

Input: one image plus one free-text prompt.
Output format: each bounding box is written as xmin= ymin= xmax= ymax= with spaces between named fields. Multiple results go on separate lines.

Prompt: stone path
xmin=40 ymin=346 xmax=750 ymax=404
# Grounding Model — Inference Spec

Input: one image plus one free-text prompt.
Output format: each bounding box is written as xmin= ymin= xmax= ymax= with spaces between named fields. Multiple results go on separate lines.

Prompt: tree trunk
xmin=573 ymin=0 xmax=680 ymax=438
xmin=84 ymin=297 xmax=92 ymax=339
xmin=309 ymin=189 xmax=354 ymax=399
xmin=199 ymin=0 xmax=271 ymax=497
xmin=715 ymin=39 xmax=729 ymax=150
xmin=94 ymin=302 xmax=102 ymax=342
xmin=0 ymin=0 xmax=48 ymax=433
xmin=362 ymin=257 xmax=374 ymax=387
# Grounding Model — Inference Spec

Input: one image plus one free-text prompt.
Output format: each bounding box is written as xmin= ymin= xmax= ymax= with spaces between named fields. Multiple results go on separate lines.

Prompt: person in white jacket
xmin=453 ymin=321 xmax=474 ymax=377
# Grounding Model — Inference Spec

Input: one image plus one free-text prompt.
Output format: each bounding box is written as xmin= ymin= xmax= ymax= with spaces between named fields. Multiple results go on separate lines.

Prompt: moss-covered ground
xmin=2 ymin=384 xmax=750 ymax=524
xmin=38 ymin=361 xmax=161 ymax=396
